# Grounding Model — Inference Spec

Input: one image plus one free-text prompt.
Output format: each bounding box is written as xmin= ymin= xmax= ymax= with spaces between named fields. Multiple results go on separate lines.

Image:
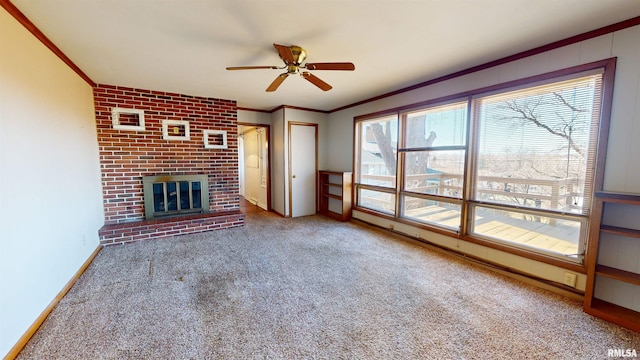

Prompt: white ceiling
xmin=12 ymin=0 xmax=640 ymax=111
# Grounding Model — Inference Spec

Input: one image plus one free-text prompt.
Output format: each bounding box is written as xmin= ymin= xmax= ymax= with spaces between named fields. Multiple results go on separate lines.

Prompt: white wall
xmin=603 ymin=25 xmax=640 ymax=192
xmin=237 ymin=109 xmax=271 ymax=126
xmin=271 ymin=109 xmax=286 ymax=215
xmin=327 ymin=25 xmax=640 ymax=290
xmin=0 ymin=10 xmax=104 ymax=356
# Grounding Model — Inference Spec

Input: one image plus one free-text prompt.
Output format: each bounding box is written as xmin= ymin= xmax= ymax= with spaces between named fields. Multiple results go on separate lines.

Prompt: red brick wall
xmin=94 ymin=84 xmax=240 ymax=225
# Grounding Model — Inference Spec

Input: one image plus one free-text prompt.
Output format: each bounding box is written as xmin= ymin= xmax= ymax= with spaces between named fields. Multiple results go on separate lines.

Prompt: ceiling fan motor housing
xmin=288 ymin=46 xmax=307 ymax=65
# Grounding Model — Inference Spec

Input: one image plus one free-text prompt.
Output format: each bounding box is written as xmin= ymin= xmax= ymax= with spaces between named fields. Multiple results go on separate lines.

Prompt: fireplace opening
xmin=143 ymin=175 xmax=209 ymax=219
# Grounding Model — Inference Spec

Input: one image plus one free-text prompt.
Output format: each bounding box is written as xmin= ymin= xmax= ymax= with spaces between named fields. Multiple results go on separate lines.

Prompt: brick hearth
xmin=98 ymin=211 xmax=244 ymax=246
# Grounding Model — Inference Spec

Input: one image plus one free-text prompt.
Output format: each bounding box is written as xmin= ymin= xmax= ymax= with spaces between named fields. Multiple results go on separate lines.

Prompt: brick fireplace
xmin=94 ymin=84 xmax=244 ymax=245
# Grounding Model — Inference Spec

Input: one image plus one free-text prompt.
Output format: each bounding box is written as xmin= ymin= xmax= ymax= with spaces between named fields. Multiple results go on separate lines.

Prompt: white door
xmin=289 ymin=123 xmax=317 ymax=217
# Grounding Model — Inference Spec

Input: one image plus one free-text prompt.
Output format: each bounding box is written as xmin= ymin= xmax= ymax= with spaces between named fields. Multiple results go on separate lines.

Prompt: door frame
xmin=238 ymin=122 xmax=271 ymax=211
xmin=288 ymin=122 xmax=318 ymax=217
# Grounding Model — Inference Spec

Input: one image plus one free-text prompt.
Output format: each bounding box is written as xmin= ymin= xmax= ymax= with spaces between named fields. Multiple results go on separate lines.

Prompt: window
xmin=355 ymin=115 xmax=398 ymax=214
xmin=400 ymin=101 xmax=468 ymax=231
xmin=353 ymin=60 xmax=613 ymax=264
xmin=469 ymin=73 xmax=602 ymax=260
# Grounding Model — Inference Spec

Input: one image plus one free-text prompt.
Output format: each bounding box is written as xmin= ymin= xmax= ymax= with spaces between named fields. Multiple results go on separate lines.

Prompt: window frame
xmin=354 ymin=112 xmax=400 ymax=215
xmin=398 ymin=100 xmax=469 ymax=232
xmin=465 ymin=68 xmax=605 ymax=263
xmin=352 ymin=58 xmax=616 ymax=270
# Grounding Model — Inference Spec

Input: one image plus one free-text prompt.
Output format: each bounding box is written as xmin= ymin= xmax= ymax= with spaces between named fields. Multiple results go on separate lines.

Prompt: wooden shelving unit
xmin=584 ymin=191 xmax=640 ymax=332
xmin=595 ymin=265 xmax=640 ymax=286
xmin=318 ymin=171 xmax=352 ymax=221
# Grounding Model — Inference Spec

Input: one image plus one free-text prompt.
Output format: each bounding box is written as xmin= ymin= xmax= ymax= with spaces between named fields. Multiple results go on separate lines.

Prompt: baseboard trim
xmin=3 ymin=245 xmax=102 ymax=360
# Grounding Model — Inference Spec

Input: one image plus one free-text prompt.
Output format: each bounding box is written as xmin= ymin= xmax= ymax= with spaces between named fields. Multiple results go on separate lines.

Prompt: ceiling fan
xmin=226 ymin=43 xmax=355 ymax=92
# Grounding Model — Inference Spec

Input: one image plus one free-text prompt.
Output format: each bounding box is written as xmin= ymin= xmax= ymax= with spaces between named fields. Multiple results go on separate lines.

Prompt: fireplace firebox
xmin=142 ymin=175 xmax=209 ymax=219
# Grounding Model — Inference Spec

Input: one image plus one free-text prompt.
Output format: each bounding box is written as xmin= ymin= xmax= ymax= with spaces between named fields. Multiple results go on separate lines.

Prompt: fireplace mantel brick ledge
xmin=98 ymin=210 xmax=244 ymax=246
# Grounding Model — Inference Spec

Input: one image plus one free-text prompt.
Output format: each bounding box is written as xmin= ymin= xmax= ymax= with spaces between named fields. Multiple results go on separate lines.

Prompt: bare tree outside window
xmin=476 ymin=78 xmax=600 ymax=214
xmin=354 ymin=69 xmax=607 ymax=261
xmin=369 ymin=121 xmax=397 ymax=176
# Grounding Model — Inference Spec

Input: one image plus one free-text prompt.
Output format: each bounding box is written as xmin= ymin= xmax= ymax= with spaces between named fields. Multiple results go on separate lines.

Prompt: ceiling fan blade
xmin=301 ymin=72 xmax=332 ymax=91
xmin=304 ymin=62 xmax=355 ymax=71
xmin=226 ymin=66 xmax=280 ymax=70
xmin=266 ymin=73 xmax=288 ymax=92
xmin=273 ymin=43 xmax=295 ymax=64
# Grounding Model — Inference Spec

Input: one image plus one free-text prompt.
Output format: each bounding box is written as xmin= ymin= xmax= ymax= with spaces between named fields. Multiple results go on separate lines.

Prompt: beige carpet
xmin=17 ymin=212 xmax=640 ymax=359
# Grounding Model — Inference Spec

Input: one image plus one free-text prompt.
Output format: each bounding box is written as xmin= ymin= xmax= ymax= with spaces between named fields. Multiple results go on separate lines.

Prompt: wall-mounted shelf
xmin=318 ymin=171 xmax=352 ymax=221
xmin=595 ymin=265 xmax=640 ymax=286
xmin=584 ymin=191 xmax=640 ymax=332
xmin=600 ymin=224 xmax=640 ymax=238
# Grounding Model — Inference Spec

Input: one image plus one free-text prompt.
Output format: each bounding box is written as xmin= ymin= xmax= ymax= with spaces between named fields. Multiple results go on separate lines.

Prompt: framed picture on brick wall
xmin=204 ymin=130 xmax=228 ymax=149
xmin=112 ymin=107 xmax=145 ymax=131
xmin=162 ymin=120 xmax=190 ymax=140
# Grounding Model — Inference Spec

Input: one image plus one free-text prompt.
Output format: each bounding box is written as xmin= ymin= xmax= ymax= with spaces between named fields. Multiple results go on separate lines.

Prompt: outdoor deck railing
xmin=359 ymin=173 xmax=584 ymax=213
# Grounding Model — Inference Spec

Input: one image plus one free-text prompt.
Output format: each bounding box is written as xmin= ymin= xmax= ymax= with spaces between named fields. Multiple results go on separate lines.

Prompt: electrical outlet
xmin=563 ymin=272 xmax=577 ymax=288
xmin=389 ymin=224 xmax=394 ymax=230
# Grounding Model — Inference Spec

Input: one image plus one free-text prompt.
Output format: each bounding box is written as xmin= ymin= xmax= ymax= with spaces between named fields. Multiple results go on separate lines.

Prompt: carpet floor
xmin=17 ymin=212 xmax=640 ymax=359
